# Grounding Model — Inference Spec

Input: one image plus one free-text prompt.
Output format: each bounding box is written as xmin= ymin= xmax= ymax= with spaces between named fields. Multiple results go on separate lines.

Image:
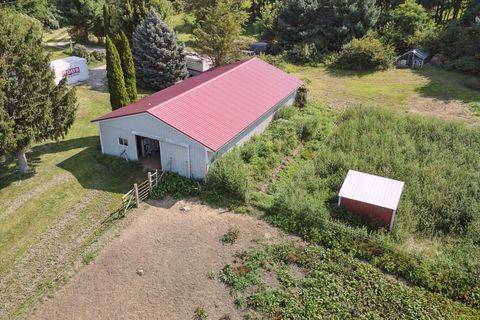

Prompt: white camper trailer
xmin=50 ymin=56 xmax=89 ymax=85
xmin=186 ymin=53 xmax=214 ymax=76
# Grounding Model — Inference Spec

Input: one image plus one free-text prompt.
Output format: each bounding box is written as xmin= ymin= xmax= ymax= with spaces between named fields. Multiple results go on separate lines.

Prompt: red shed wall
xmin=340 ymin=197 xmax=393 ymax=227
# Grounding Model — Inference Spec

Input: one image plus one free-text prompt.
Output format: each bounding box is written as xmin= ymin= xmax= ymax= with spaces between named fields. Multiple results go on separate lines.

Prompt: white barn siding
xmin=98 ymin=90 xmax=298 ymax=179
xmin=98 ymin=113 xmax=208 ymax=179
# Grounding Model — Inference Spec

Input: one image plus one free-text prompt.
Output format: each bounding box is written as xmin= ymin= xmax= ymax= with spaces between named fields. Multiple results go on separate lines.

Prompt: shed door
xmin=160 ymin=142 xmax=190 ymax=177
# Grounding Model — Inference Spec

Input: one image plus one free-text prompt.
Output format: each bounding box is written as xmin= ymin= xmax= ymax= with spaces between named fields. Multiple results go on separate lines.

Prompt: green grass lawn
xmin=0 ymin=85 xmax=143 ymax=318
xmin=286 ymin=64 xmax=480 ymax=120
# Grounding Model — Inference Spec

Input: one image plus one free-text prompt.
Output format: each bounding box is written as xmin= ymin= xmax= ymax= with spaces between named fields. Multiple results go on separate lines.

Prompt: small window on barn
xmin=118 ymin=137 xmax=128 ymax=146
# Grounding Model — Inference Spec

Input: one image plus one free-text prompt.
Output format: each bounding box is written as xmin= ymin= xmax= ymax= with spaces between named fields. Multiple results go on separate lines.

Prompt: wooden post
xmin=148 ymin=172 xmax=152 ymax=191
xmin=155 ymin=169 xmax=159 ymax=186
xmin=134 ymin=183 xmax=140 ymax=208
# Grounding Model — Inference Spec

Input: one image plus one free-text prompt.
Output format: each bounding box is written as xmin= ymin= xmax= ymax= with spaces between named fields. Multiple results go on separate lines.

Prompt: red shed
xmin=338 ymin=170 xmax=405 ymax=230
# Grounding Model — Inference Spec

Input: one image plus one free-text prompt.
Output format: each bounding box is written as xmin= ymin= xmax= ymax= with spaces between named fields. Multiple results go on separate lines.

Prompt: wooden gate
xmin=121 ymin=170 xmax=162 ymax=216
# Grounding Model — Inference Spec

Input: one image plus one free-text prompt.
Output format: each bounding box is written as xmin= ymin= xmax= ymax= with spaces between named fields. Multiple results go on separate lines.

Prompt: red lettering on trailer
xmin=62 ymin=67 xmax=81 ymax=78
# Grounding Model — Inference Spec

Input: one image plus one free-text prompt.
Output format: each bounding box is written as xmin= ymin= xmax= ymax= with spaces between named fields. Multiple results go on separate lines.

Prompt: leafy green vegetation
xmin=207 ymin=104 xmax=480 ymax=307
xmin=220 ymin=242 xmax=479 ymax=319
xmin=0 ymin=86 xmax=144 ymax=317
xmin=150 ymin=172 xmax=202 ymax=199
xmin=221 ymin=227 xmax=239 ymax=245
xmin=329 ymin=36 xmax=395 ymax=71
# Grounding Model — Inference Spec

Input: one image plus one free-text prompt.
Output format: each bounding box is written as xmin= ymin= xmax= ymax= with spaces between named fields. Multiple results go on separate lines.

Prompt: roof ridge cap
xmin=147 ymin=57 xmax=257 ymax=114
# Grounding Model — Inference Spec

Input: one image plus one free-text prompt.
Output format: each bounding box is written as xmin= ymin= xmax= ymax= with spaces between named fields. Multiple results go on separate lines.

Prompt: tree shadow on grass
xmin=323 ymin=65 xmax=378 ymax=78
xmin=0 ymin=136 xmax=98 ymax=190
xmin=57 ymin=146 xmax=144 ymax=194
xmin=411 ymin=67 xmax=480 ymax=105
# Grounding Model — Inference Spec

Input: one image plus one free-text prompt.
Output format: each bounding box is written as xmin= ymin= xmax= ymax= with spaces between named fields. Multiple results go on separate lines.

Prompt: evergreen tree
xmin=115 ymin=31 xmax=138 ymax=102
xmin=0 ymin=11 xmax=77 ymax=173
xmin=106 ymin=36 xmax=130 ymax=110
xmin=56 ymin=0 xmax=104 ymax=42
xmin=103 ymin=4 xmax=113 ymax=37
xmin=274 ymin=0 xmax=380 ymax=57
xmin=132 ymin=9 xmax=188 ymax=90
xmin=194 ymin=0 xmax=249 ymax=66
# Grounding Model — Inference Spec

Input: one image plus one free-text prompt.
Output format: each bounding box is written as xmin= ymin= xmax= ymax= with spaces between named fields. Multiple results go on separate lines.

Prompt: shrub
xmin=463 ymin=78 xmax=480 ymax=91
xmin=445 ymin=57 xmax=480 ymax=74
xmin=72 ymin=44 xmax=90 ymax=62
xmin=294 ymin=85 xmax=308 ymax=108
xmin=267 ymin=106 xmax=480 ymax=306
xmin=150 ymin=172 xmax=202 ymax=199
xmin=91 ymin=49 xmax=106 ymax=61
xmin=207 ymin=151 xmax=248 ymax=201
xmin=379 ymin=0 xmax=435 ymax=53
xmin=221 ymin=227 xmax=240 ymax=245
xmin=331 ymin=36 xmax=395 ymax=70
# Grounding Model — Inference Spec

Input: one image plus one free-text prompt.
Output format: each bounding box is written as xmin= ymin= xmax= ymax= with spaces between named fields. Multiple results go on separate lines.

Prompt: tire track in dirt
xmin=0 ymin=188 xmax=112 ymax=319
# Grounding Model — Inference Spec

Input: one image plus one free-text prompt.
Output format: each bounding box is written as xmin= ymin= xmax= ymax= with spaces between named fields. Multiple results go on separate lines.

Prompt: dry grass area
xmin=31 ymin=199 xmax=290 ymax=320
xmin=289 ymin=65 xmax=480 ymax=125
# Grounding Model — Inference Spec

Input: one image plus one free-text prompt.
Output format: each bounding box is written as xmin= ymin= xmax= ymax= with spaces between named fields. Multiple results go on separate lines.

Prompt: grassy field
xmin=171 ymin=12 xmax=480 ymax=124
xmin=0 ymin=85 xmax=144 ymax=318
xmin=2 ymin=21 xmax=479 ymax=318
xmin=203 ymin=102 xmax=480 ymax=312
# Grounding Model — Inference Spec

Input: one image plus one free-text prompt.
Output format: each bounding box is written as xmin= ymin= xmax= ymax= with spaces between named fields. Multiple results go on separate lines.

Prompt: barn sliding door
xmin=160 ymin=141 xmax=190 ymax=178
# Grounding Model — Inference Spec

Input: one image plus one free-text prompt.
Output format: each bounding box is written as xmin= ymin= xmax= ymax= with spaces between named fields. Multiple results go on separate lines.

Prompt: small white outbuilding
xmin=338 ymin=170 xmax=405 ymax=230
xmin=50 ymin=56 xmax=89 ymax=85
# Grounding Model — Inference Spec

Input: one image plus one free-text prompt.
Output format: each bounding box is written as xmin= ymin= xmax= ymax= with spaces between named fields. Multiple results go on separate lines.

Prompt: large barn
xmin=92 ymin=57 xmax=303 ymax=179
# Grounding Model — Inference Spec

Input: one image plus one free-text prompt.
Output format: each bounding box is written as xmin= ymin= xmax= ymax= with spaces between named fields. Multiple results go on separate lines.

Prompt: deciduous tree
xmin=194 ymin=0 xmax=248 ymax=66
xmin=56 ymin=0 xmax=104 ymax=42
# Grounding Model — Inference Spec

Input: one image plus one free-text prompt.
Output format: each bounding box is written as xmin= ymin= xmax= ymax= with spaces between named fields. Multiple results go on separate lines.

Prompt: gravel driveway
xmin=31 ymin=199 xmax=285 ymax=320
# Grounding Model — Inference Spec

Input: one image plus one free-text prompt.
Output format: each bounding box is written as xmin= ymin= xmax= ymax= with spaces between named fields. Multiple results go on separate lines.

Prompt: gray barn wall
xmin=98 ymin=113 xmax=208 ymax=179
xmin=98 ymin=89 xmax=297 ymax=179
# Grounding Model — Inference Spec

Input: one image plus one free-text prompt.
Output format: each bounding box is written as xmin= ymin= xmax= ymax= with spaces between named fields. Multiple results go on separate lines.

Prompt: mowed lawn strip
xmin=0 ymin=86 xmax=143 ymax=318
xmin=289 ymin=64 xmax=480 ymax=118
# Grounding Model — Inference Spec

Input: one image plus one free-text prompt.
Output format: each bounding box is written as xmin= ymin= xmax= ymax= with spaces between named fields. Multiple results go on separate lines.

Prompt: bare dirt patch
xmin=408 ymin=96 xmax=479 ymax=126
xmin=31 ymin=199 xmax=286 ymax=320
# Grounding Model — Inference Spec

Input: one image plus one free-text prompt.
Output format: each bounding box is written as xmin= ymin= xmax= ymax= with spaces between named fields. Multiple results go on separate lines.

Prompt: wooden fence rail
xmin=121 ymin=170 xmax=162 ymax=216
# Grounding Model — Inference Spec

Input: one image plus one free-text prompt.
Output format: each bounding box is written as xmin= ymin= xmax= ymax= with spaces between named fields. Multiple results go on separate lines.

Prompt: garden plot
xmin=31 ymin=199 xmax=289 ymax=320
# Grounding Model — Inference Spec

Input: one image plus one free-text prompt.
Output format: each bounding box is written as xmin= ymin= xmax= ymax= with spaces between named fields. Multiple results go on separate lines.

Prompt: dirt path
xmin=31 ymin=199 xmax=286 ymax=320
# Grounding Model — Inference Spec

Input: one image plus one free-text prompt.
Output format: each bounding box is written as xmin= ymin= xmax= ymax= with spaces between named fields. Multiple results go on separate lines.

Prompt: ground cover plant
xmin=206 ymin=103 xmax=480 ymax=308
xmin=219 ymin=241 xmax=479 ymax=319
xmin=265 ymin=107 xmax=480 ymax=306
xmin=0 ymin=85 xmax=144 ymax=319
xmin=150 ymin=172 xmax=202 ymax=199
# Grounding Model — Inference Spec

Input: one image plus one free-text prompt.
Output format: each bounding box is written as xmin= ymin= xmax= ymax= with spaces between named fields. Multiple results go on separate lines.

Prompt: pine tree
xmin=106 ymin=36 xmax=130 ymax=110
xmin=132 ymin=9 xmax=188 ymax=90
xmin=0 ymin=11 xmax=77 ymax=173
xmin=115 ymin=31 xmax=138 ymax=102
xmin=274 ymin=0 xmax=380 ymax=54
xmin=194 ymin=0 xmax=249 ymax=66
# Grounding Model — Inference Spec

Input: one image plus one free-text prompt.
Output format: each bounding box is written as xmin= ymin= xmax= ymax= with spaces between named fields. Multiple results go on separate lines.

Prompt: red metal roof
xmin=93 ymin=57 xmax=303 ymax=151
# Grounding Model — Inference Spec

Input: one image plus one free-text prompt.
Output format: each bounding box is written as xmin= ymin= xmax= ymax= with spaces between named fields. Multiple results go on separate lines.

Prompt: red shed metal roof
xmin=93 ymin=57 xmax=303 ymax=151
xmin=339 ymin=170 xmax=405 ymax=211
